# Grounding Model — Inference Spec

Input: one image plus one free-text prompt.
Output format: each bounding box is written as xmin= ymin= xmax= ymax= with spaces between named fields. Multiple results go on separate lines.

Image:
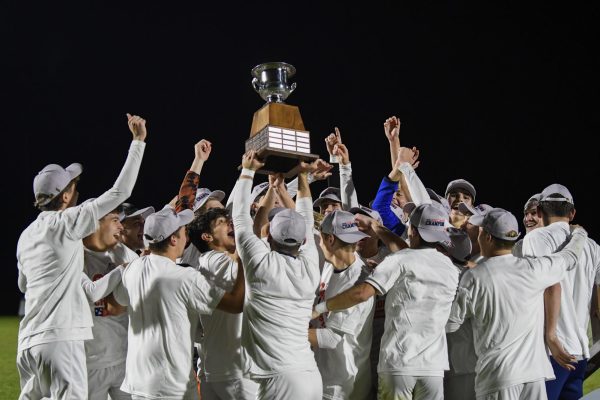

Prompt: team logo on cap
xmin=341 ymin=222 xmax=358 ymax=229
xmin=505 ymin=230 xmax=518 ymax=238
xmin=425 ymin=219 xmax=445 ymax=227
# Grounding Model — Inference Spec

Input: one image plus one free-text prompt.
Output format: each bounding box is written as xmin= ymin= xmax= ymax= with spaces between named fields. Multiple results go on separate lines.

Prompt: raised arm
xmin=333 ymin=142 xmax=359 ymax=210
xmin=175 ymin=139 xmax=212 ymax=212
xmin=253 ymin=175 xmax=278 ymax=237
xmin=354 ymin=214 xmax=408 ymax=253
xmin=81 ymin=265 xmax=126 ymax=303
xmin=232 ymin=150 xmax=270 ymax=268
xmin=383 ymin=116 xmax=401 ymax=169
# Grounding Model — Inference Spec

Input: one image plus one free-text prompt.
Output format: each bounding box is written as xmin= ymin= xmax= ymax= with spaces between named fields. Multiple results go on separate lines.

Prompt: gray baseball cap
xmin=119 ymin=204 xmax=155 ymax=222
xmin=313 ymin=187 xmax=342 ymax=208
xmin=469 ymin=208 xmax=521 ymax=241
xmin=144 ymin=208 xmax=194 ymax=244
xmin=540 ymin=184 xmax=574 ymax=205
xmin=269 ymin=208 xmax=307 ymax=247
xmin=251 ymin=182 xmax=270 ymax=203
xmin=440 ymin=227 xmax=472 ymax=262
xmin=427 ymin=188 xmax=452 ymax=215
xmin=193 ymin=188 xmax=226 ymax=212
xmin=33 ymin=163 xmax=83 ymax=206
xmin=458 ymin=203 xmax=493 ymax=217
xmin=409 ymin=204 xmax=450 ymax=243
xmin=349 ymin=205 xmax=383 ymax=224
xmin=523 ymin=193 xmax=542 ymax=211
xmin=445 ymin=179 xmax=476 ymax=201
xmin=320 ymin=210 xmax=370 ymax=244
xmin=267 ymin=206 xmax=287 ymax=222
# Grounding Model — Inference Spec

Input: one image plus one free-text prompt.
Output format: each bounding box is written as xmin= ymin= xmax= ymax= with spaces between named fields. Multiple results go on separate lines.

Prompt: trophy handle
xmin=289 ymin=82 xmax=297 ymax=94
xmin=252 ymin=78 xmax=261 ymax=92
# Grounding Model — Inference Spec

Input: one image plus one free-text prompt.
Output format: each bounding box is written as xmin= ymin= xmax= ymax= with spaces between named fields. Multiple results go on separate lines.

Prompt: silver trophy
xmin=246 ymin=62 xmax=318 ymax=177
xmin=251 ymin=62 xmax=297 ymax=103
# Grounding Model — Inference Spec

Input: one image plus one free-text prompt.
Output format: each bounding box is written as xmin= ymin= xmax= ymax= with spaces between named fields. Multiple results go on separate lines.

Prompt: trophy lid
xmin=251 ymin=62 xmax=296 ymax=78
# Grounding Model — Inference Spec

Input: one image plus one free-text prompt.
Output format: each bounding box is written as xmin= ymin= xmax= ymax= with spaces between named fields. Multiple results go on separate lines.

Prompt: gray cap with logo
xmin=144 ymin=207 xmax=194 ymax=244
xmin=409 ymin=204 xmax=451 ymax=243
xmin=269 ymin=208 xmax=307 ymax=247
xmin=469 ymin=208 xmax=521 ymax=241
xmin=320 ymin=210 xmax=370 ymax=243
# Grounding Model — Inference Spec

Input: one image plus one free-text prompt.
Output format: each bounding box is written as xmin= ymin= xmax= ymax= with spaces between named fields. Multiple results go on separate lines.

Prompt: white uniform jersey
xmin=114 ymin=254 xmax=225 ymax=398
xmin=83 ymin=242 xmax=138 ymax=370
xmin=196 ymin=250 xmax=245 ymax=382
xmin=447 ymin=229 xmax=587 ymax=396
xmin=365 ymin=247 xmax=459 ymax=376
xmin=232 ymin=177 xmax=320 ymax=378
xmin=16 ymin=140 xmax=146 ymax=353
xmin=313 ymin=257 xmax=374 ymax=400
xmin=522 ymin=221 xmax=600 ymax=358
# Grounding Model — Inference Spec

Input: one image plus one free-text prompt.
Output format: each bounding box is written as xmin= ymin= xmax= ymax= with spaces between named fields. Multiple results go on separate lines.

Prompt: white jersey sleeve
xmin=397 ymin=162 xmax=430 ymax=206
xmin=186 ymin=269 xmax=226 ymax=315
xmin=365 ymin=253 xmax=405 ymax=295
xmin=340 ymin=163 xmax=359 ymax=210
xmin=232 ymin=174 xmax=270 ymax=271
xmin=80 ymin=266 xmax=124 ymax=303
xmin=447 ymin=270 xmax=475 ymax=333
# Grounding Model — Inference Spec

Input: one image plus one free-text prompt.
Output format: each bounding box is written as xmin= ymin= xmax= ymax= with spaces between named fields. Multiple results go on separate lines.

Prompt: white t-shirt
xmin=180 ymin=243 xmax=202 ymax=268
xmin=447 ymin=230 xmax=587 ymax=396
xmin=83 ymin=242 xmax=138 ymax=370
xmin=16 ymin=140 xmax=145 ymax=353
xmin=232 ymin=177 xmax=321 ymax=378
xmin=522 ymin=221 xmax=600 ymax=358
xmin=114 ymin=254 xmax=225 ymax=398
xmin=365 ymin=247 xmax=459 ymax=376
xmin=313 ymin=257 xmax=374 ymax=400
xmin=196 ymin=250 xmax=245 ymax=382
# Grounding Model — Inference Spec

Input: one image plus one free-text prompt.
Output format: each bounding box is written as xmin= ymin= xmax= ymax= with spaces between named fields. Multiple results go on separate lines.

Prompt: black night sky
xmin=2 ymin=2 xmax=599 ymax=314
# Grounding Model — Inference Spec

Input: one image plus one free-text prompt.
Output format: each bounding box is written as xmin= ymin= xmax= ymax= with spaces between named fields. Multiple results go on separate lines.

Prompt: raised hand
xmin=333 ymin=143 xmax=350 ymax=165
xmin=126 ymin=113 xmax=147 ymax=141
xmin=299 ymin=158 xmax=333 ymax=174
xmin=324 ymin=127 xmax=343 ymax=156
xmin=195 ymin=139 xmax=212 ymax=162
xmin=383 ymin=116 xmax=401 ymax=142
xmin=241 ymin=150 xmax=265 ymax=171
xmin=395 ymin=146 xmax=420 ymax=170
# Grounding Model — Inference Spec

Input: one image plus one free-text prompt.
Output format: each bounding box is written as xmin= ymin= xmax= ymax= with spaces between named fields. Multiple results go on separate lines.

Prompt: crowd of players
xmin=16 ymin=114 xmax=599 ymax=400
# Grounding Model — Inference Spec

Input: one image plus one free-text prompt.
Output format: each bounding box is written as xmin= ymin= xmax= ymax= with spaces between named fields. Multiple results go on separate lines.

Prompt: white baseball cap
xmin=251 ymin=182 xmax=270 ymax=203
xmin=193 ymin=188 xmax=226 ymax=212
xmin=349 ymin=205 xmax=383 ymax=224
xmin=445 ymin=179 xmax=476 ymax=201
xmin=409 ymin=204 xmax=450 ymax=243
xmin=33 ymin=163 xmax=82 ymax=206
xmin=143 ymin=208 xmax=194 ymax=244
xmin=469 ymin=208 xmax=521 ymax=241
xmin=269 ymin=208 xmax=307 ymax=247
xmin=119 ymin=204 xmax=155 ymax=222
xmin=523 ymin=193 xmax=542 ymax=211
xmin=458 ymin=203 xmax=493 ymax=217
xmin=440 ymin=227 xmax=472 ymax=262
xmin=540 ymin=184 xmax=574 ymax=205
xmin=320 ymin=210 xmax=370 ymax=244
xmin=313 ymin=187 xmax=342 ymax=208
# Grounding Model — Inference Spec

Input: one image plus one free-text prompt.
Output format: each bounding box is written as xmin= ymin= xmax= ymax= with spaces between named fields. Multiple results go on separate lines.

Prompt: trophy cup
xmin=245 ymin=62 xmax=319 ymax=178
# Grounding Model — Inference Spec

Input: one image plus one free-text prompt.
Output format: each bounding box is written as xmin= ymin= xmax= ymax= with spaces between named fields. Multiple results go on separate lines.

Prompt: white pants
xmin=88 ymin=363 xmax=130 ymax=400
xmin=477 ymin=380 xmax=547 ymax=400
xmin=200 ymin=376 xmax=258 ymax=400
xmin=378 ymin=374 xmax=443 ymax=400
xmin=255 ymin=370 xmax=322 ymax=400
xmin=445 ymin=372 xmax=476 ymax=400
xmin=17 ymin=341 xmax=87 ymax=400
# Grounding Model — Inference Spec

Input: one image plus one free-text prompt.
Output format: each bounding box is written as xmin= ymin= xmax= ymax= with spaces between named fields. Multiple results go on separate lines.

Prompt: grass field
xmin=1 ymin=315 xmax=600 ymax=398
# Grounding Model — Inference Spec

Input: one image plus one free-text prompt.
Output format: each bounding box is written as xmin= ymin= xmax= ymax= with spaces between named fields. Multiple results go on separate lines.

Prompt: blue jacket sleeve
xmin=372 ymin=176 xmax=406 ymax=236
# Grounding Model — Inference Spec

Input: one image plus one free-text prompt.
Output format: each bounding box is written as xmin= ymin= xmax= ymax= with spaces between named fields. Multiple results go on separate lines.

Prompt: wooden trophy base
xmin=243 ymin=103 xmax=318 ymax=178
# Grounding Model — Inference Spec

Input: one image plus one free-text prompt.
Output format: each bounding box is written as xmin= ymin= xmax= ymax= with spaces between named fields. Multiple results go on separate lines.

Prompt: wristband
xmin=241 ymin=168 xmax=255 ymax=178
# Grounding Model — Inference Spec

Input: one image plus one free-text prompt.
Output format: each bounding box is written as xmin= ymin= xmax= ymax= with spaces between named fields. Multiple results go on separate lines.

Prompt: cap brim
xmin=66 ymin=163 xmax=83 ymax=180
xmin=177 ymin=209 xmax=195 ymax=227
xmin=122 ymin=206 xmax=155 ymax=221
xmin=469 ymin=214 xmax=485 ymax=226
xmin=336 ymin=230 xmax=371 ymax=244
xmin=313 ymin=194 xmax=342 ymax=208
xmin=458 ymin=202 xmax=475 ymax=215
xmin=419 ymin=227 xmax=450 ymax=243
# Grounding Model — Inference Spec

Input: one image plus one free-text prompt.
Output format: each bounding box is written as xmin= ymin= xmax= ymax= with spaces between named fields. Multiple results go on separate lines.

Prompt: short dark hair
xmin=188 ymin=208 xmax=231 ymax=253
xmin=490 ymin=235 xmax=516 ymax=251
xmin=539 ymin=194 xmax=575 ymax=218
xmin=36 ymin=179 xmax=78 ymax=211
xmin=147 ymin=227 xmax=183 ymax=253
